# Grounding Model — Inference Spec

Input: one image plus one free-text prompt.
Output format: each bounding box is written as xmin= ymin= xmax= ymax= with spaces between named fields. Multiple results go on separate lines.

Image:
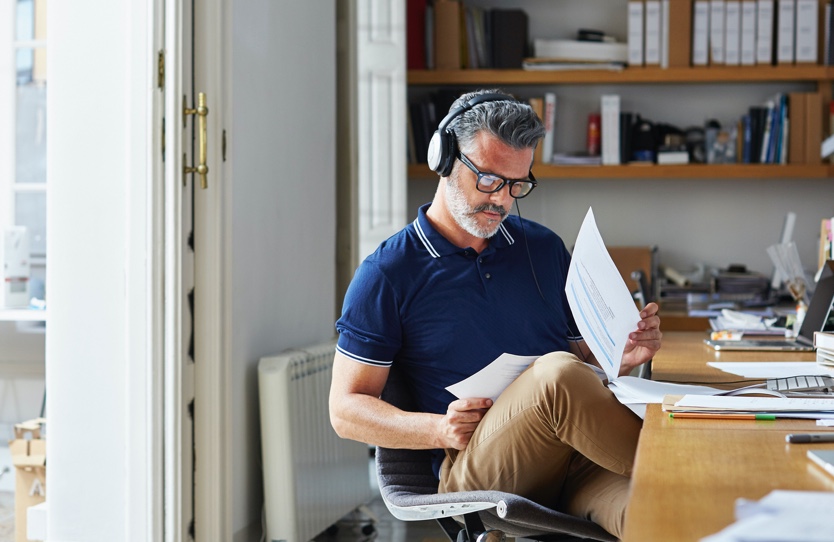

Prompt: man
xmin=329 ymin=89 xmax=661 ymax=539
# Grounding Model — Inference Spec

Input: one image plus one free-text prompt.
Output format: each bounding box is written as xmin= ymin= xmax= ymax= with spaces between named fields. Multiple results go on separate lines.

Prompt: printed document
xmin=445 ymin=208 xmax=640 ymax=400
xmin=566 ymin=208 xmax=641 ymax=382
xmin=445 ymin=353 xmax=538 ymax=401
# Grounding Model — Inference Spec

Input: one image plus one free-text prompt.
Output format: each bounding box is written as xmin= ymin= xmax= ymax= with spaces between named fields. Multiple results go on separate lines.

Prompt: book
xmin=788 ymin=92 xmax=806 ymax=163
xmin=748 ymin=105 xmax=769 ymax=163
xmin=805 ymin=92 xmax=822 ymax=164
xmin=826 ymin=0 xmax=833 ymax=65
xmin=645 ymin=1 xmax=662 ymax=64
xmin=757 ymin=0 xmax=775 ymax=64
xmin=814 ymin=331 xmax=834 ymax=351
xmin=776 ymin=0 xmax=796 ymax=64
xmin=521 ymin=59 xmax=626 ymax=71
xmin=741 ymin=0 xmax=758 ymax=64
xmin=434 ymin=0 xmax=462 ymax=70
xmin=407 ymin=0 xmax=428 ymax=70
xmin=620 ymin=112 xmax=635 ymax=163
xmin=710 ymin=0 xmax=726 ymax=63
xmin=601 ymin=95 xmax=622 ymax=165
xmin=693 ymin=0 xmax=711 ymax=65
xmin=741 ymin=113 xmax=752 ymax=162
xmin=533 ymin=39 xmax=628 ymax=62
xmin=795 ymin=0 xmax=819 ymax=63
xmin=528 ymin=97 xmax=545 ymax=164
xmin=542 ymin=92 xmax=558 ymax=164
xmin=491 ymin=9 xmax=529 ymax=68
xmin=628 ymin=1 xmax=646 ymax=66
xmin=725 ymin=0 xmax=742 ymax=64
xmin=425 ymin=3 xmax=434 ymax=69
xmin=661 ymin=0 xmax=671 ymax=67
xmin=668 ymin=0 xmax=694 ymax=67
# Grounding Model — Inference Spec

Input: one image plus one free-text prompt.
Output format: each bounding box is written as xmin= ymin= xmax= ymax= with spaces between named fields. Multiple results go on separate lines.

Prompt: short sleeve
xmin=335 ymin=260 xmax=402 ymax=367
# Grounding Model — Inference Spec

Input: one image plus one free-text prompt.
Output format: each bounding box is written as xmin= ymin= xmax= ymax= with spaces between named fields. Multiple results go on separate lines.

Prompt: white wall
xmin=46 ymin=0 xmax=153 ymax=541
xmin=229 ymin=2 xmax=337 ymax=539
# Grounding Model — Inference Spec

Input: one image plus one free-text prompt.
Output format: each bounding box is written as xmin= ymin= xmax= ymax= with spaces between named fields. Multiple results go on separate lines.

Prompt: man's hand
xmin=620 ymin=302 xmax=662 ymax=377
xmin=438 ymin=397 xmax=493 ymax=450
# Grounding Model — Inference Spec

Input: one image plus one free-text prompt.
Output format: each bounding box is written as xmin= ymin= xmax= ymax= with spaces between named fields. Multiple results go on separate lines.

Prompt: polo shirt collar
xmin=413 ymin=203 xmax=516 ymax=259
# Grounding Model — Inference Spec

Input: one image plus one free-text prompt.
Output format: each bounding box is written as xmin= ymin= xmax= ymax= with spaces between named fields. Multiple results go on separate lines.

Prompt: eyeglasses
xmin=456 ymin=151 xmax=537 ymax=199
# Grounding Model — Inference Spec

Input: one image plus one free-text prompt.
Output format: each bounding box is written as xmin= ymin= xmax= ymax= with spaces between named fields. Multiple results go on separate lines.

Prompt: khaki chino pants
xmin=438 ymin=352 xmax=642 ymax=539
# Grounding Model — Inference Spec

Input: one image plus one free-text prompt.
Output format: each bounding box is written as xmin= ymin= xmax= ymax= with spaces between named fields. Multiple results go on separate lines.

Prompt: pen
xmin=785 ymin=433 xmax=834 ymax=443
xmin=668 ymin=412 xmax=777 ymax=420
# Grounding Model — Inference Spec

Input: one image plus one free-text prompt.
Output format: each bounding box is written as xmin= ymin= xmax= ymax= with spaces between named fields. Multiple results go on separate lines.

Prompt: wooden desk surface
xmin=623 ymin=332 xmax=834 ymax=542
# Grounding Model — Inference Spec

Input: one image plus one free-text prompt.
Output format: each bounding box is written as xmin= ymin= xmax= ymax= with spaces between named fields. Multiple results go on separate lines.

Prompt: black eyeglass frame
xmin=455 ymin=151 xmax=537 ymax=199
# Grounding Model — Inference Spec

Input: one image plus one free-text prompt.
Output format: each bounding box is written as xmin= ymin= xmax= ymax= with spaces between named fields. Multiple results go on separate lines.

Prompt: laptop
xmin=704 ymin=261 xmax=834 ymax=352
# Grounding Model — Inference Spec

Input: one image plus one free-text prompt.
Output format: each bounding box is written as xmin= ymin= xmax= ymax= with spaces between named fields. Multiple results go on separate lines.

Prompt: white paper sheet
xmin=565 ymin=208 xmax=641 ymax=382
xmin=674 ymin=394 xmax=834 ymax=413
xmin=609 ymin=375 xmax=723 ymax=404
xmin=708 ymin=362 xmax=834 ymax=378
xmin=444 ymin=353 xmax=539 ymax=401
xmin=701 ymin=491 xmax=834 ymax=542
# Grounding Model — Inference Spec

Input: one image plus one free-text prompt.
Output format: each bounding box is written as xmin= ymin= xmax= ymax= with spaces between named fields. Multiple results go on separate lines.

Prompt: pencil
xmin=668 ymin=412 xmax=777 ymax=420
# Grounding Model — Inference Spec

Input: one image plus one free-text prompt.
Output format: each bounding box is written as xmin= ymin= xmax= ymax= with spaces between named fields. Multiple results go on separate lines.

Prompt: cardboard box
xmin=10 ymin=418 xmax=46 ymax=542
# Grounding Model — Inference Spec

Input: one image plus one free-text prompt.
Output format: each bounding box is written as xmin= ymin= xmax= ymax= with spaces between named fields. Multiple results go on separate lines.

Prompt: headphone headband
xmin=427 ymin=92 xmax=517 ymax=177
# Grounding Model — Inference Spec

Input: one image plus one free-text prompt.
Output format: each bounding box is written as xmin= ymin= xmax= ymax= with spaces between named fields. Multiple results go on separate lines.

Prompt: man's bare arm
xmin=329 ymin=351 xmax=491 ymax=450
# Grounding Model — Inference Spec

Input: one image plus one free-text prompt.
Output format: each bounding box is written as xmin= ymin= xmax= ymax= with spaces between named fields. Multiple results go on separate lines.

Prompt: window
xmin=2 ymin=0 xmax=47 ymax=303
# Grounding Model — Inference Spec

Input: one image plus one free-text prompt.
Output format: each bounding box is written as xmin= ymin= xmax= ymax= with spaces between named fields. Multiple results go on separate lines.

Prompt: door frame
xmin=160 ymin=0 xmax=229 ymax=540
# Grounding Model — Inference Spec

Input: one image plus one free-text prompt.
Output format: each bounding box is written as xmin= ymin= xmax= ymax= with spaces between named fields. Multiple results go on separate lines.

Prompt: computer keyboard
xmin=766 ymin=375 xmax=834 ymax=393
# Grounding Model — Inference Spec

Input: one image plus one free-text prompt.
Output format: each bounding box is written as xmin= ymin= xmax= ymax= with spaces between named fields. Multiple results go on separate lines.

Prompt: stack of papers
xmin=710 ymin=309 xmax=787 ymax=336
xmin=702 ymin=490 xmax=834 ymax=542
xmin=816 ymin=331 xmax=834 ymax=366
xmin=608 ymin=377 xmax=723 ymax=418
xmin=663 ymin=395 xmax=834 ymax=420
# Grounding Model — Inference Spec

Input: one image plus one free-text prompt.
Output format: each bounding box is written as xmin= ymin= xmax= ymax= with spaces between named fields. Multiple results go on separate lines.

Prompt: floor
xmin=312 ymin=497 xmax=449 ymax=542
xmin=312 ymin=458 xmax=450 ymax=542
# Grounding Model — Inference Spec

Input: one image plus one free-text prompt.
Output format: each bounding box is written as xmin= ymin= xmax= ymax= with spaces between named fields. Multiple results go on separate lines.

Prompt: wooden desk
xmin=623 ymin=332 xmax=834 ymax=542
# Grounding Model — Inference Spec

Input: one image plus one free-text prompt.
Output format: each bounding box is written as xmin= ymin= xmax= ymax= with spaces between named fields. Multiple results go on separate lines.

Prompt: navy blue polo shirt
xmin=336 ymin=203 xmax=581 ymax=420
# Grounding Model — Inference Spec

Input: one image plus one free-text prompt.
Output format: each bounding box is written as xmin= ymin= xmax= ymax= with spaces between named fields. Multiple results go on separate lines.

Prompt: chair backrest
xmin=377 ymin=366 xmax=442 ymax=496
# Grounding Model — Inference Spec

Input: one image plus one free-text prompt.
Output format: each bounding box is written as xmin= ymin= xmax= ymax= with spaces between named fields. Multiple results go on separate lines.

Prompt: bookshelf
xmin=408 ymin=67 xmax=834 ymax=180
xmin=407 ymin=0 xmax=834 ymax=181
xmin=405 ymin=0 xmax=834 ymax=290
xmin=409 ymin=66 xmax=834 ymax=86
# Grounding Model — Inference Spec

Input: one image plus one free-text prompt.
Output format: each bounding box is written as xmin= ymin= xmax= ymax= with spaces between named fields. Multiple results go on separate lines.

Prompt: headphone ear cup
xmin=427 ymin=130 xmax=443 ymax=173
xmin=427 ymin=129 xmax=457 ymax=177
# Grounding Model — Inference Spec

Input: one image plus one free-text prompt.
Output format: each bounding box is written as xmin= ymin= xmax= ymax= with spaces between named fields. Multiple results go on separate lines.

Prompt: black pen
xmin=785 ymin=433 xmax=834 ymax=443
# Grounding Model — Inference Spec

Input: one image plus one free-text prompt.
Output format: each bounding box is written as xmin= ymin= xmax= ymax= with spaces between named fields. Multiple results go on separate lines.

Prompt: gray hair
xmin=446 ymin=89 xmax=545 ymax=155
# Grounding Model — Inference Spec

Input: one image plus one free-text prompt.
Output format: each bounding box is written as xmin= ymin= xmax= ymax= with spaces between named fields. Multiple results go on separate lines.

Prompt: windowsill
xmin=0 ymin=309 xmax=46 ymax=322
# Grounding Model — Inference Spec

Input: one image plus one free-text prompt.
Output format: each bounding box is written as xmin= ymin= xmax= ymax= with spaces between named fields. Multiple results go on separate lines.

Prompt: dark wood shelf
xmin=408 ymin=66 xmax=834 ymax=86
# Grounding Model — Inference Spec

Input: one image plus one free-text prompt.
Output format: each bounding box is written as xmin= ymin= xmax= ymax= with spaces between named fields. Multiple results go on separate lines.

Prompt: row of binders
xmin=628 ymin=0 xmax=825 ymax=68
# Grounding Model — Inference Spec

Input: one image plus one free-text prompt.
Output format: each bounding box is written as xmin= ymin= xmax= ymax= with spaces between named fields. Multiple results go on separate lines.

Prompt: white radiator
xmin=258 ymin=341 xmax=372 ymax=542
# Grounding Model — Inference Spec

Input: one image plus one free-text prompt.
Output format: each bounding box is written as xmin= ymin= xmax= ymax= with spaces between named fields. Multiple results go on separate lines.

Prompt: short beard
xmin=445 ymin=176 xmax=508 ymax=239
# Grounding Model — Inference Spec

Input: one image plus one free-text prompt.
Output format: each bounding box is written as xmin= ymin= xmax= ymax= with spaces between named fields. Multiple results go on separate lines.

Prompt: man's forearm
xmin=330 ymin=392 xmax=445 ymax=450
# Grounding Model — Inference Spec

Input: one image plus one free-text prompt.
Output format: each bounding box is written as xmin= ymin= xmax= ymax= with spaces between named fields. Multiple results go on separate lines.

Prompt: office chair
xmin=375 ymin=367 xmax=617 ymax=542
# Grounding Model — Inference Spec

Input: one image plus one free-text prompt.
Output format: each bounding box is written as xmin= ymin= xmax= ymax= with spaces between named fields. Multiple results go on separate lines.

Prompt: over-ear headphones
xmin=426 ymin=92 xmax=517 ymax=177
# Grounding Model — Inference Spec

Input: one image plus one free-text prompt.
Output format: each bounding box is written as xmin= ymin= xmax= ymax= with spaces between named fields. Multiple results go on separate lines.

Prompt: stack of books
xmin=815 ymin=331 xmax=834 ymax=366
xmin=524 ymin=38 xmax=628 ymax=71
